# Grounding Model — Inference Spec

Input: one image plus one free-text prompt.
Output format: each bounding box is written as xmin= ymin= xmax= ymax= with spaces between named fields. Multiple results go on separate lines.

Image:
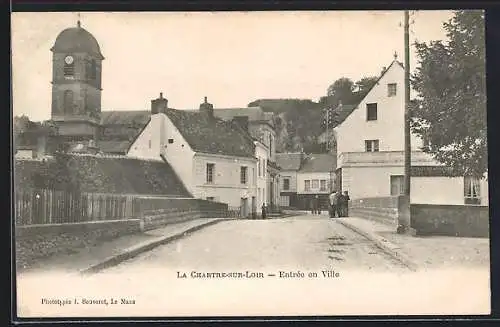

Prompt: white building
xmin=296 ymin=153 xmax=336 ymax=210
xmin=276 ymin=152 xmax=303 ymax=208
xmin=276 ymin=152 xmax=335 ymax=210
xmin=127 ymin=94 xmax=260 ymax=216
xmin=255 ymin=141 xmax=269 ymax=211
xmin=211 ymin=105 xmax=281 ymax=210
xmin=332 ymin=56 xmax=488 ymax=206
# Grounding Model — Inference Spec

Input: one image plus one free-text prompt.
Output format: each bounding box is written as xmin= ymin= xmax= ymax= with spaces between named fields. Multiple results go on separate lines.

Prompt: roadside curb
xmin=336 ymin=219 xmax=419 ymax=272
xmin=80 ymin=218 xmax=229 ymax=275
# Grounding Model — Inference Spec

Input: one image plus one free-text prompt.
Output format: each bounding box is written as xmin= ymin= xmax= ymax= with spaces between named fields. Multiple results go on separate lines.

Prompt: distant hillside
xmin=248 ymin=98 xmax=327 ymax=153
xmin=248 ymin=76 xmax=378 ymax=153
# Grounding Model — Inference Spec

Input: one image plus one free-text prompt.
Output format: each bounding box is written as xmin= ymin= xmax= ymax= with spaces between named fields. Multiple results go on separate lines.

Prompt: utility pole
xmin=325 ymin=108 xmax=330 ymax=152
xmin=404 ymin=10 xmax=411 ymax=198
xmin=399 ymin=10 xmax=413 ymax=234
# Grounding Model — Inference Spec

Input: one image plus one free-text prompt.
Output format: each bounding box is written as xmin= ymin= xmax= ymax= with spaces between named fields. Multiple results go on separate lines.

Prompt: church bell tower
xmin=50 ymin=19 xmax=104 ymax=144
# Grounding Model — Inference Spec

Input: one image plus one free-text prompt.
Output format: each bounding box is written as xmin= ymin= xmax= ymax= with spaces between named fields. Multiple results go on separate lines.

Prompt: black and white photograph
xmin=12 ymin=10 xmax=489 ymax=317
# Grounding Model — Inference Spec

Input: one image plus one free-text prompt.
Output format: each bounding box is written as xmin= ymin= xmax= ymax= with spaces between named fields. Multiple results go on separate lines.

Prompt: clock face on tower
xmin=64 ymin=55 xmax=74 ymax=65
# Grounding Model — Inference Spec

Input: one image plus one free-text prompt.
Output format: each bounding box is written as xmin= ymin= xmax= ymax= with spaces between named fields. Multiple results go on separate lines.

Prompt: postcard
xmin=12 ymin=10 xmax=490 ymax=318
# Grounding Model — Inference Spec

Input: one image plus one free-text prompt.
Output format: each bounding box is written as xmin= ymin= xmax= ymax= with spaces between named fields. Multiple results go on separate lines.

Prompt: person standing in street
xmin=329 ymin=191 xmax=338 ymax=218
xmin=261 ymin=203 xmax=267 ymax=219
xmin=314 ymin=195 xmax=320 ymax=215
xmin=337 ymin=192 xmax=345 ymax=217
xmin=342 ymin=191 xmax=350 ymax=217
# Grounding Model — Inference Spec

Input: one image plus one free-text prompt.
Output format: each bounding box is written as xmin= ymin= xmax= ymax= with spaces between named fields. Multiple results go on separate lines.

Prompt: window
xmin=390 ymin=175 xmax=405 ymax=196
xmin=263 ymin=159 xmax=267 ymax=177
xmin=87 ymin=59 xmax=97 ymax=80
xmin=148 ymin=140 xmax=152 ymax=149
xmin=168 ymin=138 xmax=174 ymax=144
xmin=365 ymin=140 xmax=380 ymax=152
xmin=206 ymin=163 xmax=215 ymax=184
xmin=206 ymin=197 xmax=215 ymax=201
xmin=388 ymin=83 xmax=397 ymax=97
xmin=304 ymin=180 xmax=311 ymax=191
xmin=64 ymin=62 xmax=75 ymax=78
xmin=366 ymin=103 xmax=378 ymax=121
xmin=283 ymin=178 xmax=290 ymax=190
xmin=464 ymin=176 xmax=481 ymax=205
xmin=258 ymin=158 xmax=261 ymax=177
xmin=312 ymin=179 xmax=319 ymax=189
xmin=63 ymin=90 xmax=74 ymax=114
xmin=240 ymin=166 xmax=248 ymax=184
xmin=320 ymin=180 xmax=327 ymax=191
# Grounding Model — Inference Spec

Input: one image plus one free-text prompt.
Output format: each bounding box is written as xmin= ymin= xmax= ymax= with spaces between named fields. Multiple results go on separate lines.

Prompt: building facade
xmin=276 ymin=152 xmax=302 ymax=208
xmin=332 ymin=55 xmax=489 ymax=206
xmin=296 ymin=154 xmax=336 ymax=210
xmin=127 ymin=94 xmax=261 ymax=216
xmin=212 ymin=106 xmax=281 ymax=209
xmin=50 ymin=20 xmax=104 ymax=145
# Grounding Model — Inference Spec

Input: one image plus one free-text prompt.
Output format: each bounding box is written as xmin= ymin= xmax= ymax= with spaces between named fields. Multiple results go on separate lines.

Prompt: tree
xmin=322 ymin=76 xmax=379 ymax=107
xmin=411 ymin=10 xmax=486 ymax=178
xmin=353 ymin=76 xmax=379 ymax=102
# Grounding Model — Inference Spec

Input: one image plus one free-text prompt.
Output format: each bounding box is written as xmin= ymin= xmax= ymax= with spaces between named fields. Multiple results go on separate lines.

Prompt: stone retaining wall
xmin=16 ymin=219 xmax=141 ymax=270
xmin=16 ymin=198 xmax=229 ymax=270
xmin=349 ymin=196 xmax=489 ymax=238
xmin=349 ymin=196 xmax=400 ymax=226
xmin=411 ymin=204 xmax=489 ymax=238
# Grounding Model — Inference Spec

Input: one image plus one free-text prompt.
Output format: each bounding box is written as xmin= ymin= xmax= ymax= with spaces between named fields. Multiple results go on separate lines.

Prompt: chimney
xmin=199 ymin=96 xmax=214 ymax=118
xmin=381 ymin=66 xmax=386 ymax=75
xmin=87 ymin=139 xmax=100 ymax=155
xmin=151 ymin=92 xmax=168 ymax=115
xmin=233 ymin=116 xmax=249 ymax=132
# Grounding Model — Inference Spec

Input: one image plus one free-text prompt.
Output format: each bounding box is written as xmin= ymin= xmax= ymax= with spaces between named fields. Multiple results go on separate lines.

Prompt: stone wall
xmin=410 ymin=204 xmax=489 ymax=238
xmin=16 ymin=219 xmax=141 ymax=270
xmin=16 ymin=198 xmax=229 ymax=269
xmin=349 ymin=196 xmax=489 ymax=238
xmin=349 ymin=196 xmax=400 ymax=226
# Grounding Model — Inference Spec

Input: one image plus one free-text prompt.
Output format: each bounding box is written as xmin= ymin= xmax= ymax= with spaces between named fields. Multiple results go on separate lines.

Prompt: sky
xmin=12 ymin=10 xmax=454 ymax=122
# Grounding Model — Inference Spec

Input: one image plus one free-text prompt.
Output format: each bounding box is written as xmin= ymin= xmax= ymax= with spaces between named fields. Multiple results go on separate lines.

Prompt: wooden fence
xmin=15 ymin=188 xmax=138 ymax=225
xmin=15 ymin=188 xmax=234 ymax=226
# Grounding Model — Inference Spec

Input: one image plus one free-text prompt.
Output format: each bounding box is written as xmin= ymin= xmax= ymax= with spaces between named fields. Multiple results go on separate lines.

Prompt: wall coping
xmin=411 ymin=203 xmax=489 ymax=209
xmin=16 ymin=218 xmax=141 ymax=230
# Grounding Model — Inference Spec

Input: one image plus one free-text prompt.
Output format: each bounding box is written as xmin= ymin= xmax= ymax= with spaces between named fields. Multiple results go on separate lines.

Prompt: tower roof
xmin=51 ymin=22 xmax=104 ymax=59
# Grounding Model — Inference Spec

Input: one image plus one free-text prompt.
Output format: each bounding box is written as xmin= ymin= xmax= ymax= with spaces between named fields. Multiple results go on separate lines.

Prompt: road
xmin=103 ymin=214 xmax=408 ymax=274
xmin=18 ymin=215 xmax=490 ymax=317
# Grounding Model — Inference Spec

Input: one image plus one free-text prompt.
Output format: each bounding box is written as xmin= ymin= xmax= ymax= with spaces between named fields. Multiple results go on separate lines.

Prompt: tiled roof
xmin=98 ymin=140 xmax=131 ymax=154
xmin=164 ymin=109 xmax=255 ymax=158
xmin=298 ymin=153 xmax=336 ymax=173
xmin=212 ymin=107 xmax=269 ymax=122
xmin=100 ymin=110 xmax=150 ymax=126
xmin=14 ymin=154 xmax=191 ymax=196
xmin=276 ymin=152 xmax=303 ymax=171
xmin=99 ymin=110 xmax=151 ymax=153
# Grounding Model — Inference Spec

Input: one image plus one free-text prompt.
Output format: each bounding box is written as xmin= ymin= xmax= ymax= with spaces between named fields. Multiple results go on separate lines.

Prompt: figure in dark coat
xmin=261 ymin=203 xmax=267 ymax=219
xmin=329 ymin=191 xmax=338 ymax=218
xmin=314 ymin=195 xmax=321 ymax=215
xmin=342 ymin=191 xmax=350 ymax=217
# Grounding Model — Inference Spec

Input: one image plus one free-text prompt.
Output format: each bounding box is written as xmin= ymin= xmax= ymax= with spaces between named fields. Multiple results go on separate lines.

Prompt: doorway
xmin=240 ymin=197 xmax=248 ymax=218
xmin=251 ymin=196 xmax=256 ymax=219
